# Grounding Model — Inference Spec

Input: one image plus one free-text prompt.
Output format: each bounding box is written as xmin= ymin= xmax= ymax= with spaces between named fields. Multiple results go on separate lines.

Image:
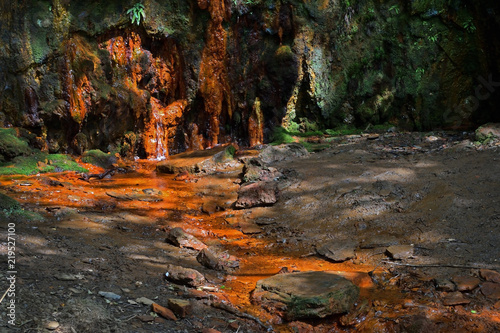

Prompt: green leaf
xmin=471 ymin=310 xmax=477 ymax=314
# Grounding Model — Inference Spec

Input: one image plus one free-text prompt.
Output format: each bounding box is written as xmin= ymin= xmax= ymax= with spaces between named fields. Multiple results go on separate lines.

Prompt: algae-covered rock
xmin=475 ymin=123 xmax=500 ymax=142
xmin=0 ymin=128 xmax=33 ymax=162
xmin=82 ymin=150 xmax=117 ymax=169
xmin=0 ymin=192 xmax=21 ymax=211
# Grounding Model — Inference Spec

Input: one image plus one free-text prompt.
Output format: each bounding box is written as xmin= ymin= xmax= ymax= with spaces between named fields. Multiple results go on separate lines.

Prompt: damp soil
xmin=1 ymin=132 xmax=500 ymax=332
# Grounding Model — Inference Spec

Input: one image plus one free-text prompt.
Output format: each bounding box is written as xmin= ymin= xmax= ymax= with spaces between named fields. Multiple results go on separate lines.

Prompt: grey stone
xmin=165 ymin=264 xmax=205 ymax=287
xmin=386 ymin=245 xmax=414 ymax=260
xmin=317 ymin=241 xmax=357 ymax=262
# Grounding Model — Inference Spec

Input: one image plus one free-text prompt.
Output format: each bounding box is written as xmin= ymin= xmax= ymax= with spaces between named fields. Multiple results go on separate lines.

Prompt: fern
xmin=127 ymin=3 xmax=145 ymax=25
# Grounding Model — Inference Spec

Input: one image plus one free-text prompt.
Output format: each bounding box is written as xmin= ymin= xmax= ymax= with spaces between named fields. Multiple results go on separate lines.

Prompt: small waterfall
xmin=151 ymin=107 xmax=167 ymax=161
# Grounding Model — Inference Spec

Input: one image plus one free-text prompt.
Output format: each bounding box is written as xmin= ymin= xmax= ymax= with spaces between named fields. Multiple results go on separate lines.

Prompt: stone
xmin=197 ymin=248 xmax=222 ymax=270
xmin=252 ymin=271 xmax=359 ymax=320
xmin=156 ymin=144 xmax=237 ymax=174
xmin=151 ymin=303 xmax=177 ymax=321
xmin=168 ymin=298 xmax=192 ymax=318
xmin=165 ymin=264 xmax=206 ymax=287
xmin=359 ymin=235 xmax=399 ymax=249
xmin=45 ymin=321 xmax=60 ymax=330
xmin=202 ymin=329 xmax=222 ymax=333
xmin=259 ymin=144 xmax=309 ymax=164
xmin=442 ymin=292 xmax=470 ymax=306
xmin=475 ymin=123 xmax=500 ymax=141
xmin=434 ymin=278 xmax=456 ymax=292
xmin=316 ymin=241 xmax=357 ymax=262
xmin=239 ymin=221 xmax=262 ymax=234
xmin=494 ymin=300 xmax=500 ymax=309
xmin=166 ymin=227 xmax=207 ymax=251
xmin=234 ymin=181 xmax=278 ymax=209
xmin=386 ymin=245 xmax=414 ymax=260
xmin=451 ymin=276 xmax=480 ymax=292
xmin=98 ymin=291 xmax=121 ymax=300
xmin=137 ymin=315 xmax=155 ymax=322
xmin=135 ymin=297 xmax=155 ymax=306
xmin=479 ymin=269 xmax=500 ymax=284
xmin=481 ymin=282 xmax=500 ymax=299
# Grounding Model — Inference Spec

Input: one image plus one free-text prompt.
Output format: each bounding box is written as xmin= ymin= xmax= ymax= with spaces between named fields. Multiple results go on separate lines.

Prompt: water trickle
xmin=151 ymin=107 xmax=167 ymax=161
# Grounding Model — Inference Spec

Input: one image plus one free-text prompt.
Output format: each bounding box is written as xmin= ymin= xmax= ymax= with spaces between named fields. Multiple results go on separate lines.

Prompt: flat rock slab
xmin=386 ymin=245 xmax=414 ymax=260
xmin=480 ymin=269 xmax=500 ymax=284
xmin=259 ymin=143 xmax=309 ymax=164
xmin=156 ymin=144 xmax=237 ymax=174
xmin=316 ymin=241 xmax=357 ymax=262
xmin=252 ymin=271 xmax=359 ymax=320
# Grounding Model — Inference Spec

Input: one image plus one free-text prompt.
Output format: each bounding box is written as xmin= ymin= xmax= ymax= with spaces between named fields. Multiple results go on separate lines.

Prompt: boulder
xmin=234 ymin=181 xmax=278 ymax=209
xmin=252 ymin=271 xmax=359 ymax=320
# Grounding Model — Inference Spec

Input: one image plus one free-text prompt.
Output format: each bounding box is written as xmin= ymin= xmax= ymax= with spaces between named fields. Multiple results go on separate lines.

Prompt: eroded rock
xmin=480 ymin=269 xmax=500 ymax=284
xmin=259 ymin=143 xmax=309 ymax=164
xmin=386 ymin=245 xmax=414 ymax=260
xmin=451 ymin=276 xmax=480 ymax=292
xmin=481 ymin=282 xmax=500 ymax=299
xmin=252 ymin=271 xmax=359 ymax=320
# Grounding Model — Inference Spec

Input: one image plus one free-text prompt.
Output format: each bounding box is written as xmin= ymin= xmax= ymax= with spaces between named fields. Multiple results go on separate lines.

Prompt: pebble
xmin=136 ymin=315 xmax=155 ymax=322
xmin=168 ymin=298 xmax=192 ymax=318
xmin=45 ymin=321 xmax=60 ymax=330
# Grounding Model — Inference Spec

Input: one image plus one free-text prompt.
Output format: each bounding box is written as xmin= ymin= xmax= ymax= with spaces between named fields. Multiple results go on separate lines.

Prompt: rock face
xmin=1 ymin=1 xmax=499 ymax=158
xmin=252 ymin=271 xmax=359 ymax=320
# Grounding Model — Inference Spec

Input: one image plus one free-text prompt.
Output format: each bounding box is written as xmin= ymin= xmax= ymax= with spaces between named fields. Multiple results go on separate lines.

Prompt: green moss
xmin=82 ymin=149 xmax=117 ymax=169
xmin=0 ymin=192 xmax=21 ymax=211
xmin=324 ymin=125 xmax=363 ymax=136
xmin=0 ymin=128 xmax=33 ymax=162
xmin=271 ymin=127 xmax=296 ymax=145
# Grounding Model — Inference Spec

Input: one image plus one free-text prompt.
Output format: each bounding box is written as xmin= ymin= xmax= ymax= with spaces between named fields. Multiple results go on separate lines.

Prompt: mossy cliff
xmin=0 ymin=0 xmax=499 ymax=157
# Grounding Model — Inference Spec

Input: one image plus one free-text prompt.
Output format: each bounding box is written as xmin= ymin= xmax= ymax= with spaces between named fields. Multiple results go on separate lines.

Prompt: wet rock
xmin=234 ymin=181 xmax=278 ymax=209
xmin=45 ymin=321 xmax=60 ymax=330
xmin=479 ymin=269 xmax=500 ymax=284
xmin=151 ymin=303 xmax=177 ymax=321
xmin=475 ymin=123 xmax=500 ymax=141
xmin=166 ymin=227 xmax=207 ymax=251
xmin=386 ymin=245 xmax=414 ymax=260
xmin=316 ymin=241 xmax=357 ymax=262
xmin=434 ymin=278 xmax=456 ymax=292
xmin=442 ymin=292 xmax=470 ymax=306
xmin=197 ymin=248 xmax=221 ymax=270
xmin=481 ymin=282 xmax=500 ymax=299
xmin=106 ymin=191 xmax=163 ymax=202
xmin=98 ymin=291 xmax=121 ymax=300
xmin=55 ymin=272 xmax=84 ymax=281
xmin=259 ymin=143 xmax=309 ymax=164
xmin=451 ymin=276 xmax=480 ymax=291
xmin=136 ymin=297 xmax=155 ymax=306
xmin=165 ymin=264 xmax=205 ymax=287
xmin=252 ymin=271 xmax=359 ymax=320
xmin=168 ymin=298 xmax=192 ymax=318
xmin=156 ymin=144 xmax=237 ymax=174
